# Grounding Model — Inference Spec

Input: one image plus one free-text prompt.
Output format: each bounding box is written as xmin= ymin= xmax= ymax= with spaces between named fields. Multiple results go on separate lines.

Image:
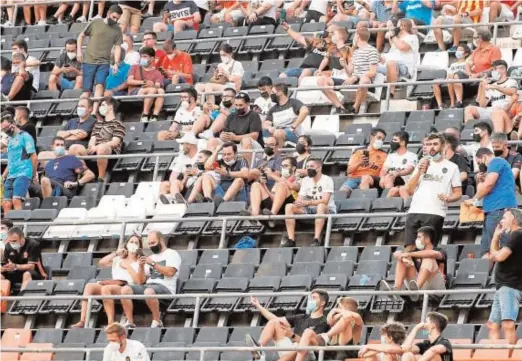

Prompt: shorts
xmin=130 ymin=88 xmax=141 ymax=96
xmin=215 ymin=181 xmax=247 ymax=202
xmin=261 ymin=195 xmax=295 ymax=214
xmin=481 ymin=209 xmax=509 ymax=256
xmin=417 ymin=258 xmax=446 ymax=290
xmin=163 ymin=77 xmax=186 ymax=88
xmin=60 ymin=77 xmax=76 ymax=90
xmin=111 ymin=89 xmax=128 ymax=96
xmin=378 ymin=61 xmax=410 ymax=78
xmin=496 ymin=3 xmax=515 ymax=21
xmin=489 ymin=286 xmax=522 ymax=324
xmin=325 ymin=340 xmax=358 ymax=360
xmin=440 ymin=15 xmax=473 ymax=27
xmin=342 ymin=177 xmax=380 ymax=190
xmin=82 ymin=63 xmax=110 ymax=92
xmin=333 ymin=78 xmax=345 ymax=86
xmin=129 ymin=283 xmax=173 ymax=305
xmin=476 ymin=106 xmax=494 ymax=119
xmin=453 ymin=71 xmax=469 ymax=80
xmin=2 ymin=269 xmax=43 ymax=284
xmin=168 ymin=24 xmax=195 ymax=32
xmin=284 ymin=67 xmax=316 ymax=78
xmin=275 ymin=337 xmax=294 ymax=357
xmin=305 ymin=9 xmax=323 ymax=23
xmin=4 ymin=176 xmax=31 ymax=201
xmin=30 ymin=178 xmax=76 ymax=199
xmin=262 ymin=128 xmax=298 ymax=143
xmin=304 ymin=205 xmax=337 ymax=214
xmin=404 ymin=213 xmax=444 ymax=247
xmin=120 ymin=4 xmax=142 ymax=29
xmin=214 ymin=8 xmax=243 ymax=22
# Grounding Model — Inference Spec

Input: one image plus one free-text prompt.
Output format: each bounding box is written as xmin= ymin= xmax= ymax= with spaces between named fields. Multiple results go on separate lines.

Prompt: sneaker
xmin=174 ymin=193 xmax=188 ymax=206
xmin=62 ymin=15 xmax=74 ymax=24
xmin=200 ymin=129 xmax=214 ymax=139
xmin=140 ymin=114 xmax=150 ymax=123
xmin=159 ymin=194 xmax=173 ymax=204
xmin=245 ymin=334 xmax=265 ymax=361
xmin=37 ymin=20 xmax=47 ymax=26
xmin=3 ymin=20 xmax=13 ymax=27
xmin=239 ymin=209 xmax=256 ymax=226
xmin=76 ymin=16 xmax=87 ymax=22
xmin=92 ymin=14 xmax=102 ymax=20
xmin=96 ymin=177 xmax=105 ymax=184
xmin=347 ymin=106 xmax=357 ymax=114
xmin=315 ymin=333 xmax=330 ymax=346
xmin=150 ymin=320 xmax=163 ymax=328
xmin=1 ymin=93 xmax=9 ymax=102
xmin=142 ymin=12 xmax=153 ymax=19
xmin=434 ymin=48 xmax=444 ymax=52
xmin=332 ymin=106 xmax=347 ymax=115
xmin=149 ymin=114 xmax=159 ymax=122
xmin=262 ymin=209 xmax=275 ymax=228
xmin=121 ymin=321 xmax=136 ymax=329
xmin=46 ymin=15 xmax=58 ymax=25
xmin=280 ymin=235 xmax=296 ymax=248
xmin=455 ymin=101 xmax=463 ymax=109
xmin=447 ymin=46 xmax=458 ymax=53
xmin=311 ymin=238 xmax=322 ymax=247
xmin=408 ymin=280 xmax=420 ymax=302
xmin=379 ymin=280 xmax=397 ymax=301
xmin=213 ymin=195 xmax=224 ymax=209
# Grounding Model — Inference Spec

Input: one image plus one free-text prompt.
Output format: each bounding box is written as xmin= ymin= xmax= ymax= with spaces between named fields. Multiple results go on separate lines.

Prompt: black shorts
xmin=305 ymin=9 xmax=323 ymax=23
xmin=393 ymin=177 xmax=405 ymax=187
xmin=404 ymin=213 xmax=444 ymax=246
xmin=30 ymin=178 xmax=77 ymax=199
xmin=198 ymin=7 xmax=208 ymax=20
xmin=129 ymin=283 xmax=173 ymax=306
xmin=260 ymin=195 xmax=295 ymax=214
xmin=2 ymin=269 xmax=44 ymax=284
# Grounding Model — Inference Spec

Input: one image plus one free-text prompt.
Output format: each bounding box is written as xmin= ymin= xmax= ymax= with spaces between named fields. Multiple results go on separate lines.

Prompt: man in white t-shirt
xmin=403 ymin=133 xmax=462 ymax=252
xmin=121 ymin=230 xmax=182 ymax=328
xmin=380 ymin=130 xmax=418 ymax=198
xmin=103 ymin=322 xmax=150 ymax=361
xmin=157 ymin=87 xmax=202 ymax=140
xmin=11 ymin=40 xmax=40 ymax=92
xmin=245 ymin=0 xmax=277 ymax=25
xmin=254 ymin=76 xmax=276 ymax=117
xmin=282 ymin=158 xmax=336 ymax=248
xmin=159 ymin=132 xmax=199 ymax=205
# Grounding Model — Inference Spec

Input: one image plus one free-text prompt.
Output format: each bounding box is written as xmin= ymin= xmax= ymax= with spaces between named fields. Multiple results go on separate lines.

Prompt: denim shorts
xmin=304 ymin=205 xmax=337 ymax=214
xmin=82 ymin=63 xmax=110 ymax=92
xmin=378 ymin=62 xmax=410 ymax=78
xmin=284 ymin=67 xmax=316 ymax=78
xmin=489 ymin=286 xmax=522 ymax=324
xmin=262 ymin=128 xmax=298 ymax=143
xmin=481 ymin=209 xmax=509 ymax=256
xmin=4 ymin=176 xmax=31 ymax=201
xmin=60 ymin=77 xmax=75 ymax=90
xmin=163 ymin=77 xmax=186 ymax=88
xmin=342 ymin=177 xmax=362 ymax=190
xmin=215 ymin=182 xmax=247 ymax=202
xmin=130 ymin=88 xmax=141 ymax=96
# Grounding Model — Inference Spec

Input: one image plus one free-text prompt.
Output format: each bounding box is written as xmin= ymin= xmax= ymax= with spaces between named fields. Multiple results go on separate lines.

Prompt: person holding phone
xmin=72 ymin=234 xmax=148 ymax=328
xmin=48 ymin=39 xmax=83 ymax=91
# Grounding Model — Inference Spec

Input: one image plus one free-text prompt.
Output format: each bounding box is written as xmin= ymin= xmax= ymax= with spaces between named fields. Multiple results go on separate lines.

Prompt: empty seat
xmin=130 ymin=328 xmax=161 ymax=346
xmin=203 ymin=201 xmax=246 ymax=235
xmin=163 ymin=327 xmax=196 ymax=344
xmin=332 ymin=199 xmax=371 ymax=233
xmin=199 ymin=249 xmax=229 ymax=266
xmin=289 ymin=262 xmax=321 ymax=278
xmin=1 ymin=329 xmax=33 ymax=361
xmin=294 ymin=247 xmax=325 ymax=264
xmin=106 ymin=182 xmax=134 ymax=197
xmin=231 ymin=248 xmax=261 ymax=266
xmin=234 ymin=276 xmax=281 ymax=312
xmin=175 ymin=203 xmax=215 ymax=235
xmin=360 ymin=246 xmax=392 ymax=262
xmin=268 ymin=275 xmax=312 ymax=311
xmin=9 ymin=280 xmax=54 ymax=315
xmin=256 ymin=262 xmax=287 ymax=277
xmin=322 ymin=260 xmax=355 ymax=277
xmin=39 ymin=279 xmax=86 ymax=314
xmin=49 ymin=89 xmax=83 ymax=117
xmin=224 ymin=263 xmax=255 ymax=278
xmin=32 ymin=329 xmax=63 ymax=344
xmin=192 ymin=264 xmax=223 ymax=280
xmin=168 ymin=279 xmax=215 ymax=313
xmin=262 ymin=248 xmax=293 ymax=265
xmin=201 ymin=277 xmax=249 ymax=312
xmin=63 ymin=328 xmax=96 ymax=345
xmin=62 ymin=252 xmax=92 ymax=271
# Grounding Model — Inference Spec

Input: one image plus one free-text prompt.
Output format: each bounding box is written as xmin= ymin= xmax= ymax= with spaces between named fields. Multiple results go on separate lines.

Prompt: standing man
xmin=466 ymin=148 xmax=516 ymax=258
xmin=102 ymin=322 xmax=150 ymax=361
xmin=1 ymin=115 xmax=37 ymax=213
xmin=487 ymin=208 xmax=522 ymax=345
xmin=14 ymin=106 xmax=36 ymax=145
xmin=77 ymin=4 xmax=123 ymax=117
xmin=403 ymin=133 xmax=462 ymax=252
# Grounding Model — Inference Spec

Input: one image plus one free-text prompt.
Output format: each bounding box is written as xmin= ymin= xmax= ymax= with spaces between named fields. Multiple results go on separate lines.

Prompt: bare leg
xmin=314 ymin=203 xmax=328 ymax=239
xmin=73 ymin=283 xmax=102 ymax=327
xmin=258 ymin=318 xmax=289 ymax=346
xmin=187 ymin=177 xmax=204 ymax=203
xmin=144 ymin=287 xmax=161 ymax=322
xmin=120 ymin=285 xmax=135 ymax=324
xmin=285 ymin=204 xmax=305 ymax=240
xmin=250 ymin=182 xmax=270 ymax=216
xmin=502 ymin=320 xmax=517 ymax=345
xmin=101 ymin=285 xmax=122 ymax=325
xmin=318 ymin=76 xmax=343 ymax=108
xmin=394 ymin=260 xmax=417 ymax=289
xmin=40 ymin=176 xmax=53 ymax=199
xmin=223 ymin=178 xmax=244 ymax=201
xmin=95 ymin=144 xmax=112 ymax=180
xmin=271 ymin=182 xmax=291 ymax=215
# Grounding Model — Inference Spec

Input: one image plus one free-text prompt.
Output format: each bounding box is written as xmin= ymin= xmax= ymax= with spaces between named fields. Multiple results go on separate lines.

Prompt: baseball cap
xmin=176 ymin=132 xmax=198 ymax=145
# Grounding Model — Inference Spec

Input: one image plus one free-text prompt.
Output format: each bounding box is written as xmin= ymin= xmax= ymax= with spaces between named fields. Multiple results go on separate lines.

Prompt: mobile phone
xmin=136 ymin=248 xmax=144 ymax=257
xmin=279 ymin=8 xmax=286 ymax=22
xmin=363 ymin=150 xmax=369 ymax=158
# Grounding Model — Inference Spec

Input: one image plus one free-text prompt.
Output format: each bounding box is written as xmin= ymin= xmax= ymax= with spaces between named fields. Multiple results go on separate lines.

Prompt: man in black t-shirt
xmin=491 ymin=132 xmax=522 ymax=181
xmin=487 ymin=208 xmax=522 ymax=345
xmin=1 ymin=227 xmax=46 ymax=290
xmin=402 ymin=312 xmax=453 ymax=361
xmin=443 ymin=133 xmax=469 ymax=190
xmin=14 ymin=106 xmax=37 ymax=145
xmin=246 ymin=290 xmax=330 ymax=361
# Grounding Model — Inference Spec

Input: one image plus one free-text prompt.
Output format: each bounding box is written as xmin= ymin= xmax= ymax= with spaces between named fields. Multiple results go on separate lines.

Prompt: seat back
xmin=20 ymin=343 xmax=54 ymax=361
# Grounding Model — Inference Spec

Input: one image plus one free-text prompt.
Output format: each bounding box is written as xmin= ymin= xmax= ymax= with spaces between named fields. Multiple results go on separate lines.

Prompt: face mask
xmin=473 ymin=39 xmax=479 ymax=48
xmin=222 ymin=100 xmax=232 ymax=108
xmin=12 ymin=65 xmax=19 ymax=73
xmin=296 ymin=143 xmax=307 ymax=155
xmin=281 ymin=168 xmax=291 ymax=178
xmin=77 ymin=107 xmax=87 ymax=118
xmin=373 ymin=139 xmax=383 ymax=150
xmin=455 ymin=51 xmax=464 ymax=59
xmin=126 ymin=243 xmax=139 ymax=253
xmin=99 ymin=104 xmax=109 ymax=117
xmin=0 ymin=232 xmax=6 ymax=242
xmin=306 ymin=299 xmax=317 ymax=314
xmin=196 ymin=162 xmax=205 ymax=171
xmin=221 ymin=56 xmax=231 ymax=64
xmin=332 ymin=34 xmax=338 ymax=43
xmin=472 ymin=133 xmax=482 ymax=143
xmin=167 ymin=52 xmax=175 ymax=58
xmin=415 ymin=238 xmax=425 ymax=250
xmin=494 ymin=149 xmax=504 ymax=157
xmin=67 ymin=52 xmax=77 ymax=61
xmin=224 ymin=159 xmax=236 ymax=166
xmin=107 ymin=17 xmax=118 ymax=26
xmin=491 ymin=70 xmax=500 ymax=81
xmin=150 ymin=244 xmax=162 ymax=254
xmin=264 ymin=147 xmax=274 ymax=156
xmin=430 ymin=152 xmax=442 ymax=162
xmin=121 ymin=42 xmax=129 ymax=51
xmin=270 ymin=93 xmax=278 ymax=103
xmin=307 ymin=168 xmax=317 ymax=178
xmin=3 ymin=126 xmax=14 ymax=137
xmin=140 ymin=58 xmax=150 ymax=67
xmin=54 ymin=146 xmax=66 ymax=157
xmin=380 ymin=336 xmax=387 ymax=344
xmin=106 ymin=342 xmax=120 ymax=352
xmin=505 ymin=227 xmax=512 ymax=235
xmin=181 ymin=100 xmax=190 ymax=110
xmin=389 ymin=141 xmax=400 ymax=152
xmin=10 ymin=242 xmax=21 ymax=251
xmin=478 ymin=162 xmax=487 ymax=173
xmin=236 ymin=108 xmax=247 ymax=116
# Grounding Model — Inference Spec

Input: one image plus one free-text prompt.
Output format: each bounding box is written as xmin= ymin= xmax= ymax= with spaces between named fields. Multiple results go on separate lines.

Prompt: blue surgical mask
xmin=455 ymin=51 xmax=464 ymax=59
xmin=54 ymin=146 xmax=66 ymax=156
xmin=306 ymin=299 xmax=317 ymax=314
xmin=77 ymin=107 xmax=87 ymax=117
xmin=430 ymin=152 xmax=442 ymax=161
xmin=373 ymin=139 xmax=383 ymax=150
xmin=140 ymin=58 xmax=150 ymax=67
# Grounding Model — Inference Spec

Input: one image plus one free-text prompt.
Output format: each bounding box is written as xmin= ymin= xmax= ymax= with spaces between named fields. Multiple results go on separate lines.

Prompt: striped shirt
xmin=458 ymin=0 xmax=484 ymax=22
xmin=352 ymin=44 xmax=380 ymax=77
xmin=91 ymin=119 xmax=126 ymax=154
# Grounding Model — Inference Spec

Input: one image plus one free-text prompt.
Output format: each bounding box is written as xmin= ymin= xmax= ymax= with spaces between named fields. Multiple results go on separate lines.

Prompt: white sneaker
xmin=3 ymin=20 xmax=13 ymax=27
xmin=151 ymin=320 xmax=163 ymax=328
xmin=37 ymin=20 xmax=46 ymax=26
xmin=140 ymin=115 xmax=149 ymax=123
xmin=76 ymin=16 xmax=87 ymax=22
xmin=358 ymin=102 xmax=368 ymax=115
xmin=408 ymin=280 xmax=420 ymax=302
xmin=200 ymin=129 xmax=214 ymax=140
xmin=92 ymin=14 xmax=102 ymax=20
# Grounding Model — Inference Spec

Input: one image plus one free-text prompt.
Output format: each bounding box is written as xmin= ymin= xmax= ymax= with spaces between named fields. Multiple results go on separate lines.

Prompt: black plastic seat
xmin=234 ymin=276 xmax=281 ymax=312
xmin=203 ymin=201 xmax=247 ymax=236
xmin=192 ymin=264 xmax=223 ymax=280
xmin=175 ymin=203 xmax=215 ymax=235
xmin=105 ymin=182 xmax=134 ymax=197
xmin=168 ymin=279 xmax=216 ymax=313
xmin=348 ymin=260 xmax=388 ymax=310
xmin=201 ymin=277 xmax=249 ymax=312
xmin=114 ymin=140 xmax=153 ymax=172
xmin=231 ymin=248 xmax=261 ymax=266
xmin=152 ymin=342 xmax=187 ymax=360
xmin=79 ymin=183 xmax=105 ymax=200
xmin=332 ymin=199 xmax=371 ymax=232
xmin=261 ymin=248 xmax=293 ymax=266
xmin=294 ymin=247 xmax=325 ymax=264
xmin=42 ymin=252 xmax=62 ymax=272
xmin=33 ymin=328 xmax=63 ymax=344
xmin=49 ymin=89 xmax=83 ymax=117
xmin=360 ymin=246 xmax=392 ymax=262
xmin=289 ymin=262 xmax=321 ymax=278
xmin=239 ymin=24 xmax=274 ymax=54
xmin=380 ymin=111 xmax=407 ymax=125
xmin=39 ymin=279 xmax=85 ymax=314
xmin=61 ymin=252 xmax=92 ymax=272
xmin=178 ymin=250 xmax=199 ymax=269
xmin=68 ymin=266 xmax=97 ymax=281
xmin=322 ymin=260 xmax=355 ymax=276
xmin=173 ymin=30 xmax=198 ymax=52
xmin=64 ymin=328 xmax=96 ymax=345
xmin=9 ymin=280 xmax=54 ymax=315
xmin=69 ymin=196 xmax=97 ymax=209
xmin=359 ymin=198 xmax=403 ymax=231
xmin=459 ymin=244 xmax=481 ymax=261
xmin=123 ymin=122 xmax=145 ymax=140
xmin=199 ymin=249 xmax=229 ymax=266
xmin=142 ymin=140 xmax=179 ymax=172
xmin=256 ymin=262 xmax=287 ymax=277
xmin=439 ymin=268 xmax=488 ymax=309
xmin=192 ymin=28 xmax=222 ymax=55
xmin=309 ymin=133 xmax=335 ymax=161
xmin=26 ymin=209 xmax=59 ymax=238
xmin=40 ymin=196 xmax=68 ymax=210
xmin=29 ymin=90 xmax=60 ymax=118
xmin=349 ymin=188 xmax=379 ymax=199
xmin=314 ymin=274 xmax=348 ymax=309
xmin=5 ymin=209 xmax=31 ymax=222
xmin=391 ymin=197 xmax=412 ymax=232
xmin=224 ymin=263 xmax=255 ymax=278
xmin=130 ymin=327 xmax=161 ymax=346
xmin=145 ymin=121 xmax=172 ymax=133
xmin=22 ymin=197 xmax=40 ymax=210
xmin=163 ymin=327 xmax=196 ymax=344
xmin=327 ymin=246 xmax=359 ymax=263
xmin=268 ymin=275 xmax=312 ymax=311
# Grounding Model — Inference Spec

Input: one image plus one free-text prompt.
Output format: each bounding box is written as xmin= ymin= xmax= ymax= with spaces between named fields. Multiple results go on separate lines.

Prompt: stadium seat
xmin=230 ymin=248 xmax=261 ymax=266
xmin=332 ymin=199 xmax=372 ymax=233
xmin=26 ymin=208 xmax=59 ymax=238
xmin=201 ymin=277 xmax=249 ymax=312
xmin=142 ymin=140 xmax=179 ymax=172
xmin=32 ymin=329 xmax=63 ymax=344
xmin=268 ymin=275 xmax=312 ymax=311
xmin=199 ymin=249 xmax=230 ymax=266
xmin=39 ymin=279 xmax=86 ymax=314
xmin=439 ymin=259 xmax=489 ymax=308
xmin=1 ymin=328 xmax=33 ymax=361
xmin=223 ymin=263 xmax=255 ymax=278
xmin=175 ymin=203 xmax=215 ymax=235
xmin=294 ymin=247 xmax=325 ymax=264
xmin=48 ymin=89 xmax=83 ymax=117
xmin=168 ymin=278 xmax=216 ymax=313
xmin=29 ymin=90 xmax=60 ymax=119
xmin=203 ymin=201 xmax=247 ymax=236
xmin=20 ymin=342 xmax=54 ymax=361
xmin=9 ymin=280 xmax=54 ymax=315
xmin=234 ymin=275 xmax=281 ymax=312
xmin=142 ymin=203 xmax=186 ymax=236
xmin=359 ymin=198 xmax=403 ymax=232
xmin=129 ymin=328 xmax=161 ymax=347
xmin=289 ymin=262 xmax=321 ymax=278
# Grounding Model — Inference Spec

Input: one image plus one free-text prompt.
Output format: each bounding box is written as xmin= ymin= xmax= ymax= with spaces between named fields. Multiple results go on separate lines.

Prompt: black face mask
xmin=389 ymin=141 xmax=400 ymax=152
xmin=196 ymin=162 xmax=205 ymax=171
xmin=260 ymin=91 xmax=269 ymax=99
xmin=264 ymin=147 xmax=274 ymax=156
xmin=478 ymin=162 xmax=488 ymax=173
xmin=270 ymin=93 xmax=278 ymax=103
xmin=107 ymin=18 xmax=118 ymax=26
xmin=296 ymin=143 xmax=307 ymax=154
xmin=307 ymin=168 xmax=317 ymax=178
xmin=150 ymin=244 xmax=162 ymax=254
xmin=236 ymin=108 xmax=247 ymax=116
xmin=494 ymin=149 xmax=504 ymax=157
xmin=222 ymin=100 xmax=233 ymax=108
xmin=472 ymin=133 xmax=482 ymax=142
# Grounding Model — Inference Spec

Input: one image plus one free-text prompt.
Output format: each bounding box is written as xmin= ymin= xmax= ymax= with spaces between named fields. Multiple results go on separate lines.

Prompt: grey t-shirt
xmin=83 ymin=19 xmax=123 ymax=64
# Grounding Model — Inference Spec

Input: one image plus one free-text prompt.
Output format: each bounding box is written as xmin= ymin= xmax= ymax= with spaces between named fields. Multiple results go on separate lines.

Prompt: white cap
xmin=176 ymin=132 xmax=198 ymax=145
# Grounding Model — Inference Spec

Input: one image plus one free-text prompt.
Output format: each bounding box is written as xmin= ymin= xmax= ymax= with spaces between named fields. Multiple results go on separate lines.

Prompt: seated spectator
xmin=185 ymin=150 xmax=220 ymax=203
xmin=14 ymin=106 xmax=36 ymax=145
xmin=102 ymin=322 xmax=149 ymax=360
xmin=154 ymin=0 xmax=201 ymax=34
xmin=433 ymin=0 xmax=485 ymax=52
xmin=329 ymin=0 xmax=371 ymax=25
xmin=49 ymin=39 xmax=83 ymax=91
xmin=443 ymin=133 xmax=469 ymax=185
xmin=242 ymin=156 xmax=300 ymax=227
xmin=1 ymin=55 xmax=33 ymax=102
xmin=299 ymin=297 xmax=364 ymax=361
xmin=118 ymin=1 xmax=143 ymax=34
xmin=73 ymin=96 xmax=126 ymax=182
xmin=32 ymin=137 xmax=94 ymax=199
xmin=487 ymin=208 xmax=522 ymax=345
xmin=203 ymin=142 xmax=249 ymax=205
xmin=253 ymin=77 xmax=275 ymax=116
xmin=295 ymin=135 xmax=313 ymax=178
xmin=121 ymin=34 xmax=140 ymax=66
xmin=141 ymin=31 xmax=166 ymax=69
xmin=0 ymin=219 xmax=14 ymax=260
xmin=243 ymin=0 xmax=277 ymax=25
xmin=382 ymin=226 xmax=447 ymax=301
xmin=264 ymin=84 xmax=309 ymax=146
xmin=443 ymin=126 xmax=468 ymax=157
xmin=1 ymin=227 xmax=46 ymax=290
xmin=208 ymin=92 xmax=263 ymax=167
xmin=491 ymin=92 xmax=520 ymax=135
xmin=378 ymin=19 xmax=419 ymax=98
xmin=72 ymin=235 xmax=147 ymax=328
xmin=249 ymin=136 xmax=282 ymax=181
xmin=159 ymin=132 xmax=199 ymax=204
xmin=371 ymin=0 xmax=395 ymax=52
xmin=341 ymin=128 xmax=387 ymax=196
xmin=358 ymin=322 xmax=406 ymax=361
xmin=58 ymin=98 xmax=96 ymax=150
xmin=158 ymin=87 xmax=201 ymax=140
xmin=1 ymin=115 xmax=36 ymax=213
xmin=121 ymin=230 xmax=182 ymax=328
xmin=195 ymin=44 xmax=244 ymax=105
xmin=210 ymin=0 xmax=246 ymax=25
xmin=465 ymin=60 xmax=518 ymax=125
xmin=433 ymin=44 xmax=471 ymax=109
xmin=489 ymin=0 xmax=519 ymax=22
xmin=401 ymin=312 xmax=453 ymax=361
xmin=283 ymin=158 xmax=335 ymax=247
xmin=47 ymin=1 xmax=90 ymax=24
xmin=381 ymin=131 xmax=417 ymax=198
xmin=491 ymin=132 xmax=522 ymax=181
xmin=104 ymin=50 xmax=131 ymax=97
xmin=462 ymin=121 xmax=493 ymax=173
xmin=191 ymin=87 xmax=236 ymax=140
xmin=160 ymin=40 xmax=194 ymax=86
xmin=397 ymin=0 xmax=434 ymax=27
xmin=11 ymin=39 xmax=40 ymax=92
xmin=245 ymin=290 xmax=330 ymax=361
xmin=127 ymin=47 xmax=165 ymax=123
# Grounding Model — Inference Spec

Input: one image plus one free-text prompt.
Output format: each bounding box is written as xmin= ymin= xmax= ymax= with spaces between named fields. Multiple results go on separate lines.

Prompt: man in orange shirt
xmin=143 ymin=31 xmax=166 ymax=69
xmin=340 ymin=128 xmax=388 ymax=196
xmin=159 ymin=40 xmax=194 ymax=86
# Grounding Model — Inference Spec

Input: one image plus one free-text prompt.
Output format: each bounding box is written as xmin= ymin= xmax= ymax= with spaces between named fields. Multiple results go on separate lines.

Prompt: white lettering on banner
xmin=169 ymin=8 xmax=192 ymax=20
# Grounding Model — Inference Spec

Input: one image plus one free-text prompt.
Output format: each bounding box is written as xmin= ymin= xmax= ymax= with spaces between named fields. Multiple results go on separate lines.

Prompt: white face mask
xmin=224 ymin=158 xmax=236 ymax=166
xmin=106 ymin=342 xmax=120 ymax=353
xmin=67 ymin=52 xmax=76 ymax=60
xmin=99 ymin=104 xmax=109 ymax=117
xmin=121 ymin=42 xmax=129 ymax=51
xmin=473 ymin=39 xmax=479 ymax=48
xmin=12 ymin=65 xmax=19 ymax=73
xmin=281 ymin=168 xmax=291 ymax=178
xmin=373 ymin=139 xmax=383 ymax=150
xmin=490 ymin=70 xmax=500 ymax=81
xmin=126 ymin=243 xmax=139 ymax=253
xmin=380 ymin=336 xmax=387 ymax=344
xmin=415 ymin=238 xmax=425 ymax=250
xmin=0 ymin=232 xmax=7 ymax=242
xmin=221 ymin=56 xmax=231 ymax=64
xmin=181 ymin=100 xmax=190 ymax=110
xmin=332 ymin=34 xmax=339 ymax=43
xmin=10 ymin=242 xmax=21 ymax=251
